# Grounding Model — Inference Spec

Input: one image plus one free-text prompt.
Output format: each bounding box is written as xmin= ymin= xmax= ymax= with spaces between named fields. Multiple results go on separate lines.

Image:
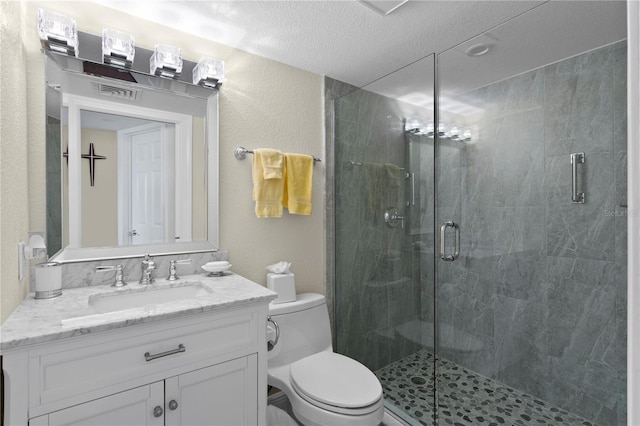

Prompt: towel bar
xmin=346 ymin=160 xmax=405 ymax=171
xmin=234 ymin=146 xmax=321 ymax=163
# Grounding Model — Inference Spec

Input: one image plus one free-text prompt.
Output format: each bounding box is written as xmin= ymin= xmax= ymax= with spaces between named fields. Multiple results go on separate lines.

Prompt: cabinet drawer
xmin=29 ymin=309 xmax=258 ymax=412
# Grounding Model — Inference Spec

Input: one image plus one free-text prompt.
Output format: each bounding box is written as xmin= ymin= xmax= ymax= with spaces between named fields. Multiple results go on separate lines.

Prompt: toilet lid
xmin=289 ymin=351 xmax=382 ymax=409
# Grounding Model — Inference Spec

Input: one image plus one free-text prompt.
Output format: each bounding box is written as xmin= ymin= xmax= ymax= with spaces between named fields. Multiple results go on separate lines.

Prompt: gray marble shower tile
xmin=465 ymin=108 xmax=544 ymax=207
xmin=615 ymin=150 xmax=628 ymax=262
xmin=613 ymin=42 xmax=627 ymax=155
xmin=532 ymin=257 xmax=618 ymax=362
xmin=455 ymin=68 xmax=544 ymax=121
xmin=360 ymin=281 xmax=390 ymax=333
xmin=496 ymin=249 xmax=545 ymax=301
xmin=544 ymin=45 xmax=614 ymax=156
xmin=492 ymin=295 xmax=539 ymax=380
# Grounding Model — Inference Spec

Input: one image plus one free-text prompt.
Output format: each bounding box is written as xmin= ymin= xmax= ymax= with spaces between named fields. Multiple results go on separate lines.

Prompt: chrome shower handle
xmin=440 ymin=221 xmax=460 ymax=262
xmin=384 ymin=208 xmax=405 ymax=229
xmin=406 ymin=172 xmax=416 ymax=207
xmin=570 ymin=152 xmax=585 ymax=203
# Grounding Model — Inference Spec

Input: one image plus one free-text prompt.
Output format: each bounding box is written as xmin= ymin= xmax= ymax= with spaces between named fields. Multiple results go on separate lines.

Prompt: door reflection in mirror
xmin=61 ymin=100 xmax=201 ymax=249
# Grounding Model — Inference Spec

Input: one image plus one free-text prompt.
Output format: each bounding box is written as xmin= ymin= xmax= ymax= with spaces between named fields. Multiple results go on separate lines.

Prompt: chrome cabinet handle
xmin=153 ymin=406 xmax=164 ymax=418
xmin=267 ymin=316 xmax=280 ymax=351
xmin=144 ymin=344 xmax=185 ymax=362
xmin=570 ymin=152 xmax=585 ymax=203
xmin=168 ymin=400 xmax=179 ymax=411
xmin=440 ymin=221 xmax=460 ymax=262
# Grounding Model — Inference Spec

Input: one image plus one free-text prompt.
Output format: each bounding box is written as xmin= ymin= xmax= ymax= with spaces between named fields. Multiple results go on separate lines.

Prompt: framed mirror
xmin=45 ymin=37 xmax=219 ymax=263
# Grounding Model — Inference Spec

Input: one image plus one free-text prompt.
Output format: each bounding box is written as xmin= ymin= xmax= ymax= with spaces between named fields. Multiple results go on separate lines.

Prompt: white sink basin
xmin=88 ymin=282 xmax=212 ymax=314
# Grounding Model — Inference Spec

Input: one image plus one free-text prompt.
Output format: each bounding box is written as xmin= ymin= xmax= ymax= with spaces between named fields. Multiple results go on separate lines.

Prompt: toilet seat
xmin=289 ymin=351 xmax=383 ymax=415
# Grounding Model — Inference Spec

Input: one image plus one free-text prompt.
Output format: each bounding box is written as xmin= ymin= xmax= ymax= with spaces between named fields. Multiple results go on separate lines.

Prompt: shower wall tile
xmin=492 ymin=295 xmax=536 ymax=376
xmin=613 ymin=42 xmax=628 ymax=155
xmin=544 ymin=45 xmax=614 ymax=156
xmin=436 ymin=41 xmax=626 ymax=425
xmin=531 ymin=257 xmax=617 ymax=358
xmin=455 ymin=68 xmax=544 ymax=121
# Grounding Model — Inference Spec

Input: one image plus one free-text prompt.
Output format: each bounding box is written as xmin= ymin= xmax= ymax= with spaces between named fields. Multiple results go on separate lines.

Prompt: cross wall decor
xmin=81 ymin=143 xmax=107 ymax=187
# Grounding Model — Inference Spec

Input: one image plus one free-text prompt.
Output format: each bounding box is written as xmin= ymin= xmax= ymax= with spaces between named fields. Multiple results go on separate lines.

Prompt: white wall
xmin=1 ymin=1 xmax=325 ymax=323
xmin=0 ymin=1 xmax=31 ymax=323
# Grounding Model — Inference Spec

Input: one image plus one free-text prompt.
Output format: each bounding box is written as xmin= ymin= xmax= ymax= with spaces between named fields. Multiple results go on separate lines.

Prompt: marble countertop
xmin=0 ymin=272 xmax=277 ymax=351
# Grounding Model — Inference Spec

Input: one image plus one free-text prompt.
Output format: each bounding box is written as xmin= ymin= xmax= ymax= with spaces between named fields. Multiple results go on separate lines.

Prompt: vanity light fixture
xmin=150 ymin=44 xmax=183 ymax=79
xmin=193 ymin=57 xmax=225 ymax=88
xmin=37 ymin=9 xmax=79 ymax=57
xmin=102 ymin=28 xmax=135 ymax=69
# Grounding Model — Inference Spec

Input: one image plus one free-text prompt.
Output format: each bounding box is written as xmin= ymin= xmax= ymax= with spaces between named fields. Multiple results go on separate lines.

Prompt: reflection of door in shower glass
xmin=333 ymin=54 xmax=437 ymax=424
xmin=435 ymin=3 xmax=627 ymax=425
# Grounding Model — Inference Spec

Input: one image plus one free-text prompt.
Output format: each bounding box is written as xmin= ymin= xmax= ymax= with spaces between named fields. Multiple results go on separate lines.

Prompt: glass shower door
xmin=333 ymin=54 xmax=437 ymax=424
xmin=434 ymin=7 xmax=627 ymax=424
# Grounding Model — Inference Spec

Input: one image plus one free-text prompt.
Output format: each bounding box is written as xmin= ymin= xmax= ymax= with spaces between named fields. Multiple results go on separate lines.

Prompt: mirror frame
xmin=45 ymin=37 xmax=219 ymax=263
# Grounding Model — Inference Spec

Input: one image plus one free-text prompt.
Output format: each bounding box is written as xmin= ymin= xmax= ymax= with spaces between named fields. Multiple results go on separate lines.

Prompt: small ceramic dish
xmin=202 ymin=262 xmax=232 ymax=276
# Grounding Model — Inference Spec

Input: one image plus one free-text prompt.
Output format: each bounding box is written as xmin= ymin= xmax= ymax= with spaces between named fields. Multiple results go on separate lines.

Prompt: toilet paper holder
xmin=267 ymin=316 xmax=280 ymax=351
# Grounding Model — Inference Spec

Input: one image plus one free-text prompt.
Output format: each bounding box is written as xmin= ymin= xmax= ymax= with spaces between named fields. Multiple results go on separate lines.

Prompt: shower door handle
xmin=570 ymin=152 xmax=585 ymax=203
xmin=440 ymin=221 xmax=460 ymax=262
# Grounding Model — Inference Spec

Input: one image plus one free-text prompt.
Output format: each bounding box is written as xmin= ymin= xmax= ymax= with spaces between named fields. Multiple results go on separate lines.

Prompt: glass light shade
xmin=150 ymin=44 xmax=183 ymax=79
xmin=462 ymin=129 xmax=472 ymax=141
xmin=449 ymin=125 xmax=460 ymax=139
xmin=425 ymin=122 xmax=435 ymax=136
xmin=404 ymin=117 xmax=422 ymax=133
xmin=37 ymin=9 xmax=78 ymax=57
xmin=193 ymin=57 xmax=225 ymax=88
xmin=102 ymin=28 xmax=135 ymax=68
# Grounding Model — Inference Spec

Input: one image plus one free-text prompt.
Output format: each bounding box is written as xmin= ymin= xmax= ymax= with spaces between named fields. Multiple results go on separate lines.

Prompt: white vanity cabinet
xmin=3 ymin=302 xmax=269 ymax=426
xmin=30 ymin=382 xmax=165 ymax=425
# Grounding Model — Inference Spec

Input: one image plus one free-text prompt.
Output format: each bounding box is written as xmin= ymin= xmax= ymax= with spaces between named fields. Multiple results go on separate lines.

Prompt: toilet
xmin=266 ymin=293 xmax=384 ymax=426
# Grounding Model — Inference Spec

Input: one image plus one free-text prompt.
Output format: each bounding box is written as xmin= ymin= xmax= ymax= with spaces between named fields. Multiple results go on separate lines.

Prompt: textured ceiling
xmin=94 ymin=0 xmax=544 ymax=87
xmin=95 ymin=0 xmax=626 ymax=102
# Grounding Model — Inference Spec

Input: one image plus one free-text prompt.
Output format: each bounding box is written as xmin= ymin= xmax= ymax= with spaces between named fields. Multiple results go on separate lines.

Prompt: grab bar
xmin=570 ymin=152 xmax=585 ymax=203
xmin=440 ymin=221 xmax=460 ymax=262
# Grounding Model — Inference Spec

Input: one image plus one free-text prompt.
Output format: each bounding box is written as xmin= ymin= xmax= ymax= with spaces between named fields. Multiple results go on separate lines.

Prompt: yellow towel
xmin=252 ymin=149 xmax=284 ymax=218
xmin=363 ymin=162 xmax=386 ymax=213
xmin=283 ymin=153 xmax=314 ymax=215
xmin=259 ymin=148 xmax=284 ymax=179
xmin=364 ymin=162 xmax=401 ymax=213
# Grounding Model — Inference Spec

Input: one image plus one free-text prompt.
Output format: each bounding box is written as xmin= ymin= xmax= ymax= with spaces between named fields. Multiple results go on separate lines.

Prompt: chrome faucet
xmin=96 ymin=264 xmax=126 ymax=287
xmin=167 ymin=259 xmax=192 ymax=281
xmin=140 ymin=254 xmax=156 ymax=285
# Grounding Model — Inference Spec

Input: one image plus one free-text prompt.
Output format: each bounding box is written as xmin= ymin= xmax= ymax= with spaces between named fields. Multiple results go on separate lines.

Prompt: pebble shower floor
xmin=375 ymin=350 xmax=596 ymax=426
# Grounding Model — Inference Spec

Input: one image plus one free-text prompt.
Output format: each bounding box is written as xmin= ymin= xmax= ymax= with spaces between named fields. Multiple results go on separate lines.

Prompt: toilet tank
xmin=267 ymin=293 xmax=333 ymax=368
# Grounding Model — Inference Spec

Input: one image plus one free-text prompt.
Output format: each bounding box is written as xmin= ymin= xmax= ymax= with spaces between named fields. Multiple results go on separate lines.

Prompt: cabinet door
xmin=43 ymin=382 xmax=164 ymax=426
xmin=165 ymin=354 xmax=258 ymax=426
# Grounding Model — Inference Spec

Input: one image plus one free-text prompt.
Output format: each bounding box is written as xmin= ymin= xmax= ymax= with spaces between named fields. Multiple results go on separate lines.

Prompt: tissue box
xmin=267 ymin=273 xmax=296 ymax=304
